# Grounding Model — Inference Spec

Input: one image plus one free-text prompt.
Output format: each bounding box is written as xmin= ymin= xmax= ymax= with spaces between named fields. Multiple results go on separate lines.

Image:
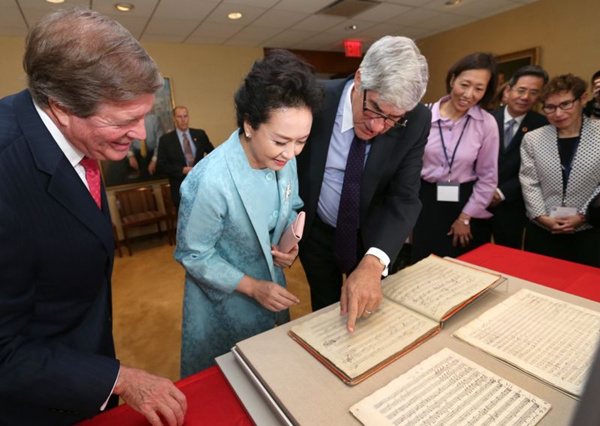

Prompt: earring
xmin=245 ymin=133 xmax=250 ymax=138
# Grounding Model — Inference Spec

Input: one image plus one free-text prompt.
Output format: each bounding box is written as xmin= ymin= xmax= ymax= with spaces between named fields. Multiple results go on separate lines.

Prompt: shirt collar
xmin=176 ymin=128 xmax=190 ymax=140
xmin=433 ymin=95 xmax=487 ymax=122
xmin=341 ymin=80 xmax=355 ymax=133
xmin=33 ymin=101 xmax=84 ymax=167
xmin=504 ymin=105 xmax=526 ymax=125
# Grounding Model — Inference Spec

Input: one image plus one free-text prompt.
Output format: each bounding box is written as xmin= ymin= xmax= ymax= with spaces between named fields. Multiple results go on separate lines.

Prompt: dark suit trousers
xmin=299 ymin=217 xmax=362 ymax=311
xmin=524 ymin=222 xmax=600 ymax=267
xmin=479 ymin=200 xmax=527 ymax=249
xmin=411 ymin=180 xmax=488 ymax=263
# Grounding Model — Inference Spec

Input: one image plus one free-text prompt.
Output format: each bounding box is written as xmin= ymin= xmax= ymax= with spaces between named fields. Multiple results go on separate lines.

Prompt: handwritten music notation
xmin=454 ymin=289 xmax=600 ymax=397
xmin=382 ymin=255 xmax=500 ymax=322
xmin=350 ymin=348 xmax=551 ymax=426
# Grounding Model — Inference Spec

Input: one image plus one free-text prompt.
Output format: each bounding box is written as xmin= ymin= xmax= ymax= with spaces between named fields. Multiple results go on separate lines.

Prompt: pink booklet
xmin=278 ymin=211 xmax=305 ymax=253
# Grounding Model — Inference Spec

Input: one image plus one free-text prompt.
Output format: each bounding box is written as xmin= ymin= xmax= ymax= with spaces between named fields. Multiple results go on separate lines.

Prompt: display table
xmin=81 ymin=244 xmax=600 ymax=425
xmin=78 ymin=365 xmax=252 ymax=426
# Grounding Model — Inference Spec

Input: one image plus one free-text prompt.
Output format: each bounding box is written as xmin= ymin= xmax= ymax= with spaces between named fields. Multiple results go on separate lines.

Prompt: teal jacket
xmin=175 ymin=130 xmax=302 ymax=375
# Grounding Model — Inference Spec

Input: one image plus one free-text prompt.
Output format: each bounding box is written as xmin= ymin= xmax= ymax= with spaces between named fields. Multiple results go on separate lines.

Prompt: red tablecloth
xmin=458 ymin=243 xmax=600 ymax=300
xmin=82 ymin=244 xmax=599 ymax=425
xmin=78 ymin=366 xmax=252 ymax=426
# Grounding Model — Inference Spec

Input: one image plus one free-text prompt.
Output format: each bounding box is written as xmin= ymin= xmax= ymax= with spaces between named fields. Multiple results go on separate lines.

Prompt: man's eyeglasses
xmin=362 ymin=90 xmax=407 ymax=128
xmin=542 ymin=96 xmax=581 ymax=114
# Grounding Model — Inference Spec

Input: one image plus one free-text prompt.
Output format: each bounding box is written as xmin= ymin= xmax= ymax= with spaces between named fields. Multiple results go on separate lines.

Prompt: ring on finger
xmin=364 ymin=309 xmax=372 ymax=315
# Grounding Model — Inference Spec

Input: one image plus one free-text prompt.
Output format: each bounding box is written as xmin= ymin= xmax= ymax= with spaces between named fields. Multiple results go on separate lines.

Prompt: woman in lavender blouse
xmin=412 ymin=52 xmax=499 ymax=262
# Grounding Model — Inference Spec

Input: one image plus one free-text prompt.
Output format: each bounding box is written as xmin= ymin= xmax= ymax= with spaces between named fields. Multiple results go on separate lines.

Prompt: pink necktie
xmin=182 ymin=133 xmax=195 ymax=166
xmin=80 ymin=157 xmax=102 ymax=209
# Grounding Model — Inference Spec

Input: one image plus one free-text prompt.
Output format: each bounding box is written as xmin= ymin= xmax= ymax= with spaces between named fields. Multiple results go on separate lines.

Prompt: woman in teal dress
xmin=175 ymin=50 xmax=323 ymax=376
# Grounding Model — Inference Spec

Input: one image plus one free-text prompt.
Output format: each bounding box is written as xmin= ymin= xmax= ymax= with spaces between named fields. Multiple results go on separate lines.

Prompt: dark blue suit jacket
xmin=0 ymin=90 xmax=120 ymax=425
xmin=297 ymin=78 xmax=431 ymax=262
xmin=491 ymin=108 xmax=548 ymax=204
xmin=157 ymin=128 xmax=214 ymax=207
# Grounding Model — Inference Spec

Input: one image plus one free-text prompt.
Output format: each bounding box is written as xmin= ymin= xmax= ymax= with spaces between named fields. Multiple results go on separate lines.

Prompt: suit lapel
xmin=15 ymin=90 xmax=113 ymax=256
xmin=224 ymin=132 xmax=275 ymax=279
xmin=191 ymin=130 xmax=204 ymax=163
xmin=170 ymin=132 xmax=186 ymax=165
xmin=307 ymin=79 xmax=348 ymax=204
xmin=361 ymin=129 xmax=399 ymax=219
xmin=508 ymin=111 xmax=535 ymax=153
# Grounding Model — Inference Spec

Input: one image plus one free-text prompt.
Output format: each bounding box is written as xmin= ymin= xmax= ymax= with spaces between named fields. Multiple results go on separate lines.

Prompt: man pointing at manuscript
xmin=297 ymin=36 xmax=431 ymax=332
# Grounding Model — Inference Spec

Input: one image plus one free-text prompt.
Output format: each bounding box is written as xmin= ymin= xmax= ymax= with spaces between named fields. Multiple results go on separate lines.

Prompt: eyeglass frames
xmin=362 ymin=89 xmax=407 ymax=128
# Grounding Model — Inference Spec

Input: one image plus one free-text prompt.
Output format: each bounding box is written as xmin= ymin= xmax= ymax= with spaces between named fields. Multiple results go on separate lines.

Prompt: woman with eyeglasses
xmin=411 ymin=52 xmax=499 ymax=263
xmin=520 ymin=74 xmax=600 ymax=267
xmin=174 ymin=50 xmax=323 ymax=376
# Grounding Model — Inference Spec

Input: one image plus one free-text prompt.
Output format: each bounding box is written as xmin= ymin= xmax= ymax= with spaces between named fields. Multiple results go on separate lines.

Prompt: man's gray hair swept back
xmin=24 ymin=8 xmax=163 ymax=117
xmin=359 ymin=36 xmax=429 ymax=111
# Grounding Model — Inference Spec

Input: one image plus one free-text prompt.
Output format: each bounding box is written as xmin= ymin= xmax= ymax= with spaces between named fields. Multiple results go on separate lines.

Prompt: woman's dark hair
xmin=540 ymin=73 xmax=587 ymax=102
xmin=445 ymin=52 xmax=498 ymax=108
xmin=234 ymin=49 xmax=323 ymax=129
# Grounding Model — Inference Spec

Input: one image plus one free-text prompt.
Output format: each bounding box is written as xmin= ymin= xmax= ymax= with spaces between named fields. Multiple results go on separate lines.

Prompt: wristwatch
xmin=458 ymin=218 xmax=470 ymax=226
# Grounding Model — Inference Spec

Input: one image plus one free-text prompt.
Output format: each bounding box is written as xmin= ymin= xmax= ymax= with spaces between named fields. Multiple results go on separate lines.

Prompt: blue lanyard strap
xmin=437 ymin=115 xmax=470 ymax=180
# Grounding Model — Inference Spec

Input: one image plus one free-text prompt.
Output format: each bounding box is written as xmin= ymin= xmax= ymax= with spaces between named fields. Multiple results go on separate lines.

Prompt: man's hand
xmin=114 ymin=365 xmax=187 ymax=426
xmin=128 ymin=156 xmax=139 ymax=171
xmin=340 ymin=255 xmax=384 ymax=333
xmin=182 ymin=166 xmax=192 ymax=175
xmin=148 ymin=158 xmax=157 ymax=175
xmin=237 ymin=276 xmax=299 ymax=312
xmin=271 ymin=244 xmax=299 ymax=269
xmin=488 ymin=191 xmax=503 ymax=208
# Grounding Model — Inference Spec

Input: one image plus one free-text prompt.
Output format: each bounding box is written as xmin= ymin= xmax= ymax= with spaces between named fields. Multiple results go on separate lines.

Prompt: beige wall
xmin=0 ymin=39 xmax=262 ymax=240
xmin=0 ymin=37 xmax=27 ymax=96
xmin=418 ymin=0 xmax=599 ymax=103
xmin=143 ymin=42 xmax=263 ymax=144
xmin=2 ymin=0 xmax=596 ymax=239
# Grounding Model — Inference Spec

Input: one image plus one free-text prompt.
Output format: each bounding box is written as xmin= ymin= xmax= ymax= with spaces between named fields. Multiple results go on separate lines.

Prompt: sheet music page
xmin=290 ymin=299 xmax=438 ymax=380
xmin=454 ymin=289 xmax=600 ymax=397
xmin=382 ymin=255 xmax=500 ymax=322
xmin=350 ymin=348 xmax=551 ymax=426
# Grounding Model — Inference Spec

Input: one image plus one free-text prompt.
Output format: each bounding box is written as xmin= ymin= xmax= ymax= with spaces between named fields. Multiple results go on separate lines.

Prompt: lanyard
xmin=437 ymin=115 xmax=470 ymax=181
xmin=558 ymin=123 xmax=583 ymax=205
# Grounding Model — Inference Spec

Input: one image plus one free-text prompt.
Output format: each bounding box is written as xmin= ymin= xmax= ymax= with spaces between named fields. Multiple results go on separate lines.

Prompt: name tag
xmin=437 ymin=182 xmax=460 ymax=202
xmin=550 ymin=206 xmax=578 ymax=217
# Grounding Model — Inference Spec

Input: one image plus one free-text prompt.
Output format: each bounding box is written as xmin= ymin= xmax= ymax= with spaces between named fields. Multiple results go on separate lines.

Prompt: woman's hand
xmin=236 ymin=276 xmax=299 ymax=312
xmin=271 ymin=244 xmax=299 ymax=269
xmin=447 ymin=214 xmax=473 ymax=247
xmin=549 ymin=214 xmax=586 ymax=234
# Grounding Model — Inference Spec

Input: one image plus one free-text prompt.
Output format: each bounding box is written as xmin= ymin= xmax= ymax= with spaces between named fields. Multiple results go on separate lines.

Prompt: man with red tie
xmin=157 ymin=106 xmax=214 ymax=209
xmin=0 ymin=9 xmax=186 ymax=426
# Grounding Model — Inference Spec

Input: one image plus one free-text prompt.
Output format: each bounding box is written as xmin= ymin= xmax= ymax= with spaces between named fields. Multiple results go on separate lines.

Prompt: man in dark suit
xmin=157 ymin=106 xmax=214 ymax=208
xmin=297 ymin=36 xmax=431 ymax=333
xmin=0 ymin=9 xmax=186 ymax=426
xmin=481 ymin=65 xmax=549 ymax=248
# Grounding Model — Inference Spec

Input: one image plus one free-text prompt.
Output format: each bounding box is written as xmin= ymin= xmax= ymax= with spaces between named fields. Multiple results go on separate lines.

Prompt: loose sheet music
xmin=290 ymin=299 xmax=438 ymax=379
xmin=454 ymin=289 xmax=600 ymax=397
xmin=383 ymin=255 xmax=500 ymax=322
xmin=350 ymin=348 xmax=551 ymax=426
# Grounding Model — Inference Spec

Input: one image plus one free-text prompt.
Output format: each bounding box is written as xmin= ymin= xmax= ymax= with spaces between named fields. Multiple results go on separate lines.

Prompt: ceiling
xmin=2 ymin=0 xmax=538 ymax=52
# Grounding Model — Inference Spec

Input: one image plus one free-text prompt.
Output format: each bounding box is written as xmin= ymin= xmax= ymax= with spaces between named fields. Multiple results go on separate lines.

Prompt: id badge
xmin=550 ymin=206 xmax=578 ymax=217
xmin=437 ymin=182 xmax=460 ymax=202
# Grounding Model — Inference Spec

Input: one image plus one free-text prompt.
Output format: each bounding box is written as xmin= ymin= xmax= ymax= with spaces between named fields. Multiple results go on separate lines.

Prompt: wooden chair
xmin=160 ymin=183 xmax=178 ymax=244
xmin=114 ymin=186 xmax=171 ymax=255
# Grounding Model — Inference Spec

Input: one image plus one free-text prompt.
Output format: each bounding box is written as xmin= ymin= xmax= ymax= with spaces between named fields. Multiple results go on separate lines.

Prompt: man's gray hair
xmin=359 ymin=36 xmax=429 ymax=111
xmin=24 ymin=8 xmax=163 ymax=117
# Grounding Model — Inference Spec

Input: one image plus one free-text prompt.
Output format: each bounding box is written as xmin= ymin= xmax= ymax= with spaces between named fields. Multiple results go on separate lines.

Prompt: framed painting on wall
xmin=100 ymin=76 xmax=176 ymax=189
xmin=495 ymin=47 xmax=540 ymax=86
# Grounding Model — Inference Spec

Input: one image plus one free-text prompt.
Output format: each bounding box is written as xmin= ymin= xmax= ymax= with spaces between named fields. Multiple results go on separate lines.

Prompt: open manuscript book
xmin=289 ymin=255 xmax=503 ymax=385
